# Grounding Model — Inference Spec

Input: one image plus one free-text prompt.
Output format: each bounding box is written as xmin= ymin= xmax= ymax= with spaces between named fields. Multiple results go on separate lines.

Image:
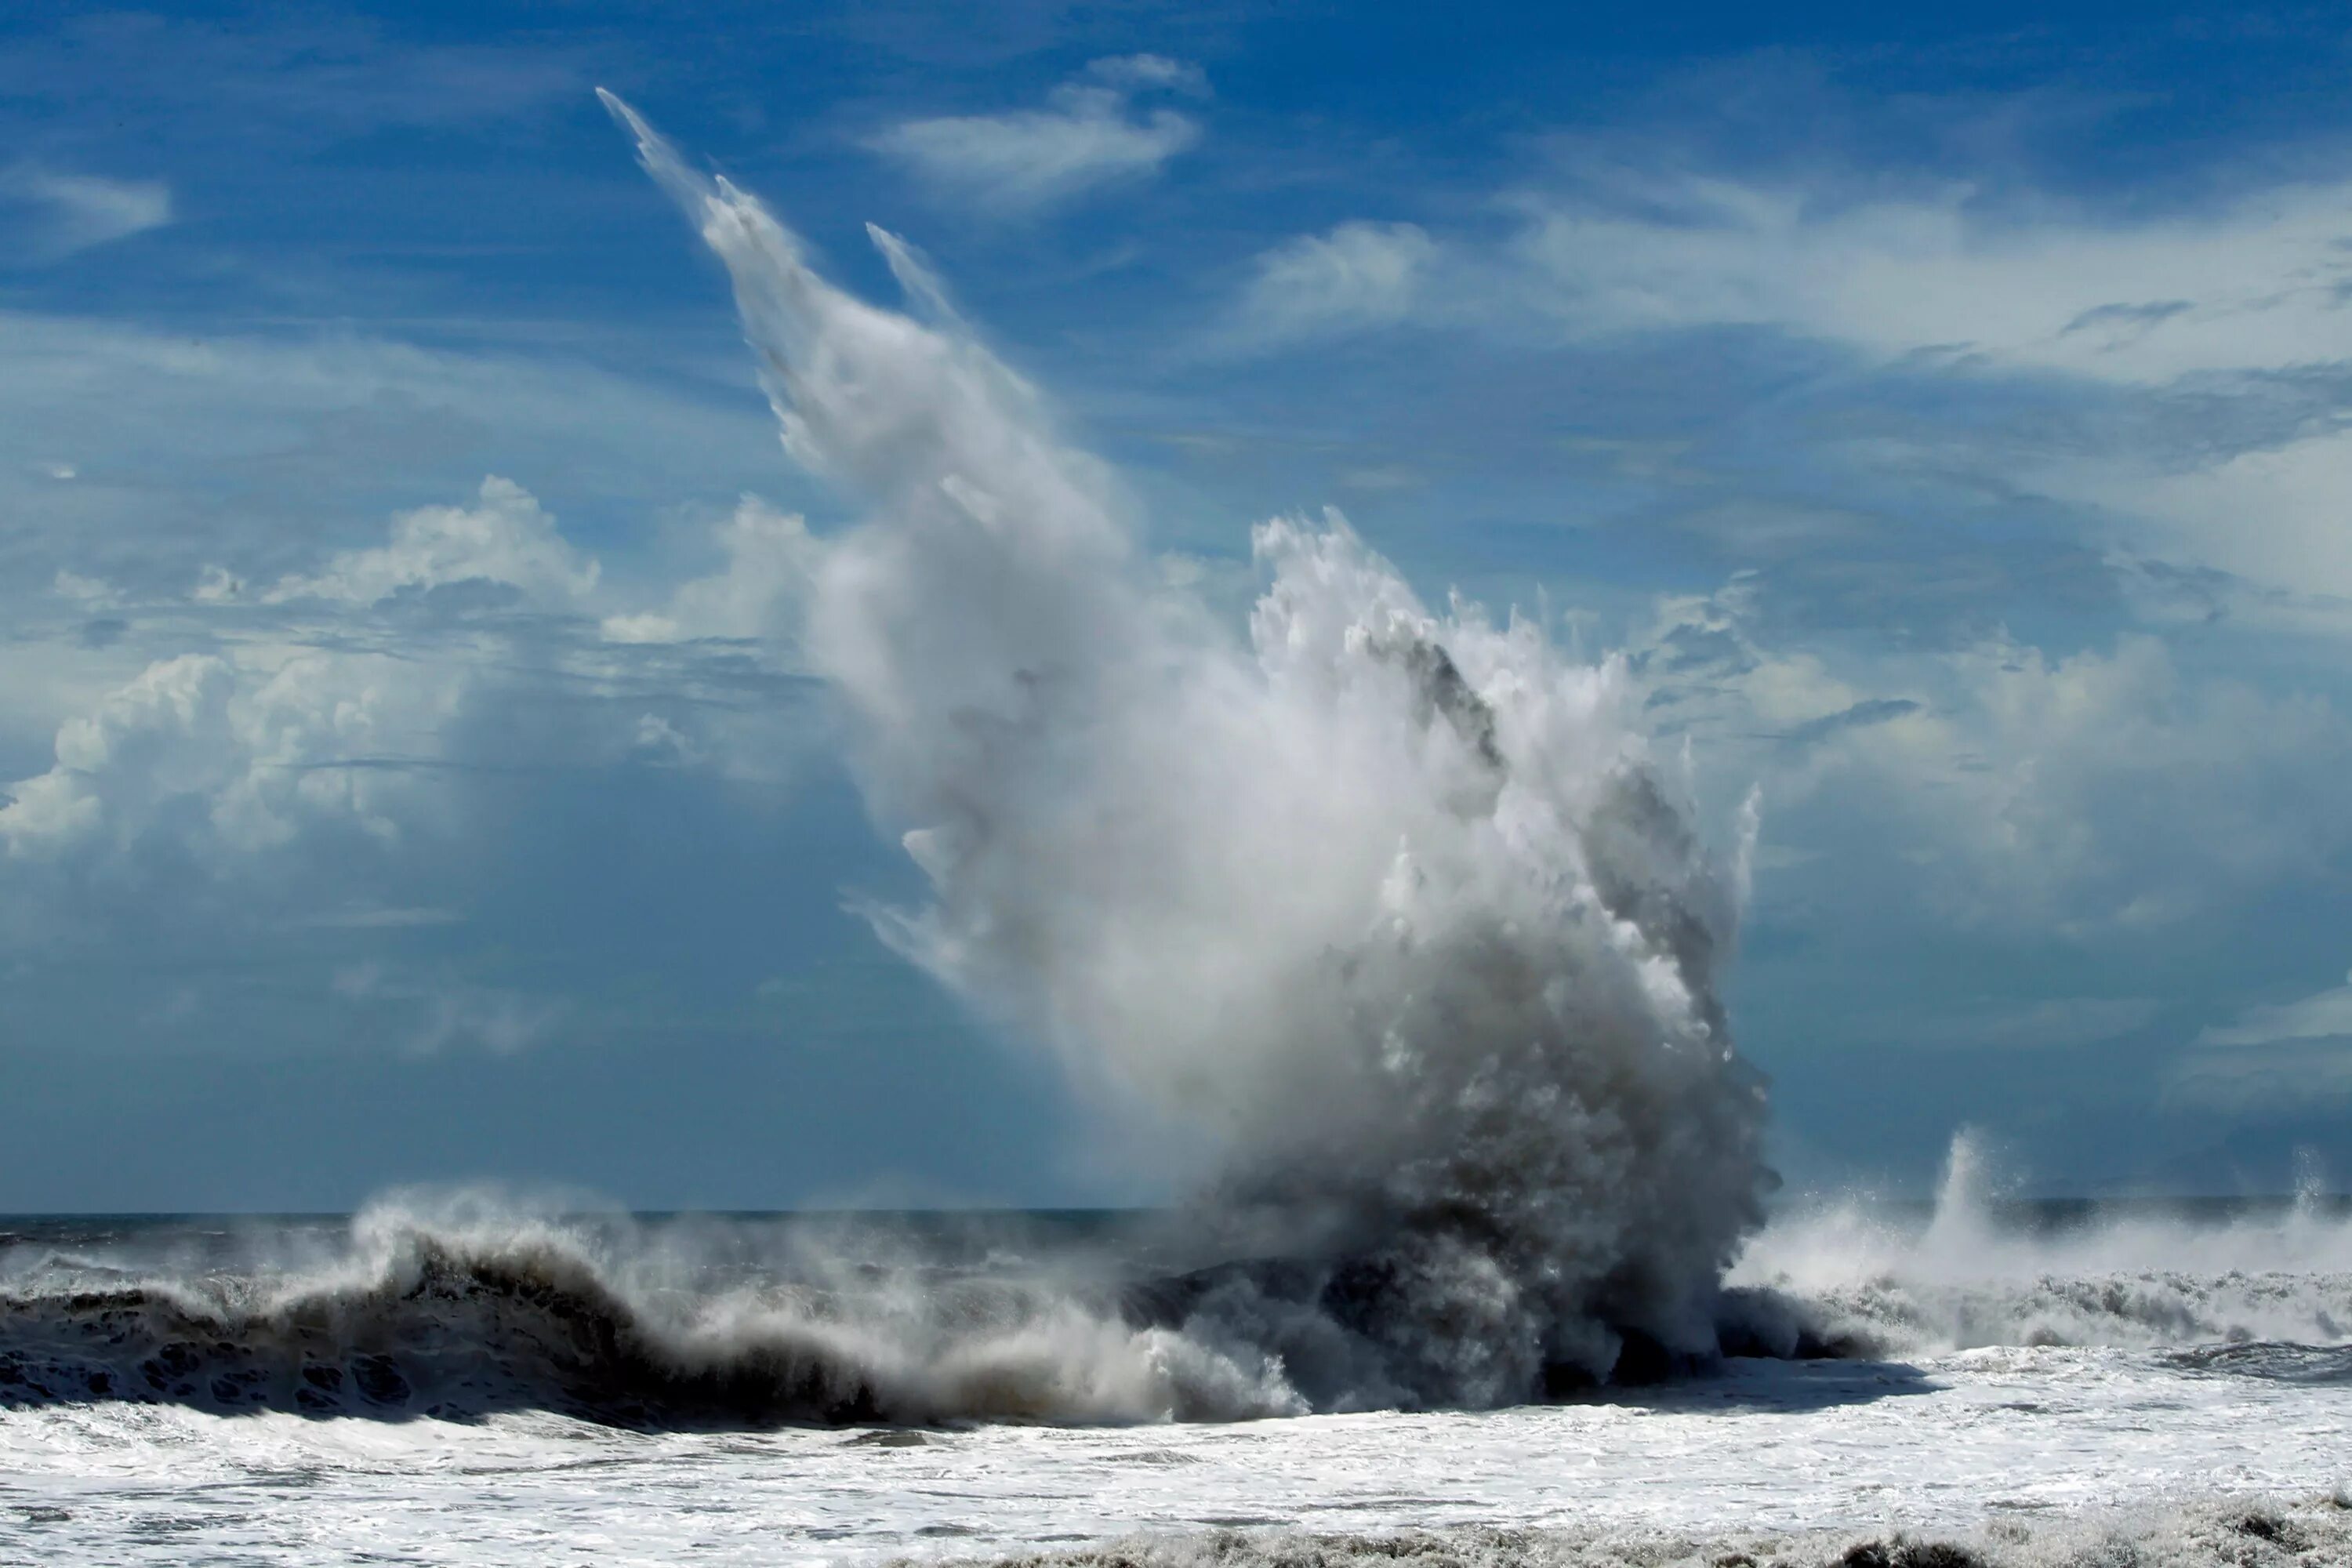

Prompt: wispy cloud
xmin=869 ymin=55 xmax=1206 ymax=213
xmin=1236 ymin=221 xmax=1437 ymax=342
xmin=2198 ymin=970 xmax=2352 ymax=1047
xmin=1236 ymin=161 xmax=2352 ymax=387
xmin=1503 ymin=169 xmax=2352 ymax=385
xmin=1 ymin=164 xmax=171 ymax=263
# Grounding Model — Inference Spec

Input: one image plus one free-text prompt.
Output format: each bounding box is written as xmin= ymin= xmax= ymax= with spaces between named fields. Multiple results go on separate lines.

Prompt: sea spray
xmin=1731 ymin=1132 xmax=2352 ymax=1355
xmin=597 ymin=92 xmax=1774 ymax=1404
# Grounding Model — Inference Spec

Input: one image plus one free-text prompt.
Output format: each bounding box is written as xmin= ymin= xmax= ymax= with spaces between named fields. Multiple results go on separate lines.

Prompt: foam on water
xmin=1734 ymin=1135 xmax=2352 ymax=1356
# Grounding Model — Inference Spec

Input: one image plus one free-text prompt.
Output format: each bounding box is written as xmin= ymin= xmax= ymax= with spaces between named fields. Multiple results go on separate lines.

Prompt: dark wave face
xmin=0 ymin=1207 xmax=1861 ymax=1428
xmin=9 ymin=1181 xmax=2350 ymax=1429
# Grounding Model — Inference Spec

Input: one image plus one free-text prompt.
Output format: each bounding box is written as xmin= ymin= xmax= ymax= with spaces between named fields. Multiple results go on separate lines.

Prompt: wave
xmin=592 ymin=92 xmax=1773 ymax=1413
xmin=0 ymin=1199 xmax=1860 ymax=1427
xmin=1731 ymin=1134 xmax=2352 ymax=1356
xmin=8 ymin=1149 xmax=2351 ymax=1428
xmin=898 ymin=1497 xmax=2352 ymax=1568
xmin=0 ymin=1205 xmax=1302 ymax=1425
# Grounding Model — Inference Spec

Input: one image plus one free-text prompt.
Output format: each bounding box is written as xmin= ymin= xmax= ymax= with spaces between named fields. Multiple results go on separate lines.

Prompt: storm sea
xmin=4 ymin=1161 xmax=2350 ymax=1567
xmin=9 ymin=94 xmax=2348 ymax=1568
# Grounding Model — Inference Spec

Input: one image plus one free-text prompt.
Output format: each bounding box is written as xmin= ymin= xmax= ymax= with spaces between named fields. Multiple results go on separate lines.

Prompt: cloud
xmin=2056 ymin=430 xmax=2352 ymax=611
xmin=2198 ymin=970 xmax=2352 ymax=1048
xmin=2 ymin=476 xmax=827 ymax=876
xmin=1083 ymin=54 xmax=1209 ymax=95
xmin=0 ymin=308 xmax=787 ymax=607
xmin=1 ymin=164 xmax=171 ymax=263
xmin=0 ymin=646 xmax=469 ymax=862
xmin=263 ymin=477 xmax=601 ymax=608
xmin=1490 ymin=165 xmax=2352 ymax=387
xmin=1640 ymin=584 xmax=2352 ymax=933
xmin=1240 ymin=161 xmax=2352 ymax=385
xmin=599 ymin=496 xmax=812 ymax=644
xmin=2170 ymin=971 xmax=2352 ymax=1107
xmin=1236 ymin=222 xmax=1438 ymax=342
xmin=869 ymin=56 xmax=1204 ymax=212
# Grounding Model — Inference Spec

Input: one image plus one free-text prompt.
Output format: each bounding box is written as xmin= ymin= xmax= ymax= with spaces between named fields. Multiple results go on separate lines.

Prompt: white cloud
xmin=0 ymin=645 xmax=468 ymax=860
xmin=2054 ymin=430 xmax=2352 ymax=611
xmin=869 ymin=59 xmax=1204 ymax=213
xmin=1644 ymin=586 xmax=2352 ymax=932
xmin=1506 ymin=170 xmax=2352 ymax=385
xmin=2169 ymin=967 xmax=2352 ymax=1109
xmin=3 ymin=478 xmax=822 ymax=873
xmin=0 ymin=308 xmax=784 ymax=607
xmin=263 ymin=475 xmax=600 ymax=608
xmin=4 ymin=481 xmax=583 ymax=864
xmin=1236 ymin=155 xmax=2352 ymax=393
xmin=51 ymin=570 xmax=118 ymax=607
xmin=1083 ymin=54 xmax=1210 ymax=96
xmin=599 ymin=496 xmax=811 ymax=644
xmin=1 ymin=164 xmax=172 ymax=263
xmin=1238 ymin=222 xmax=1438 ymax=342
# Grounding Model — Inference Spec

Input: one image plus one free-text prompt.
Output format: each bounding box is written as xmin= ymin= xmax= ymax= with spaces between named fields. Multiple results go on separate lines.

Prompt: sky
xmin=5 ymin=1 xmax=2352 ymax=1210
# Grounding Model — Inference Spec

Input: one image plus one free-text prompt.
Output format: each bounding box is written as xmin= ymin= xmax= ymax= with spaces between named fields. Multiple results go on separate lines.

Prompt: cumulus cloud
xmin=869 ymin=56 xmax=1205 ymax=213
xmin=0 ymin=647 xmax=467 ymax=861
xmin=263 ymin=477 xmax=600 ymax=608
xmin=599 ymin=496 xmax=811 ymax=644
xmin=2 ymin=475 xmax=826 ymax=880
xmin=1 ymin=163 xmax=172 ymax=263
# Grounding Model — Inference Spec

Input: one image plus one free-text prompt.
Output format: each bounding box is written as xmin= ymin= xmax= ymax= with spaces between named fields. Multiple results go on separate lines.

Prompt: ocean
xmin=5 ymin=1174 xmax=2350 ymax=1567
xmin=5 ymin=96 xmax=2343 ymax=1568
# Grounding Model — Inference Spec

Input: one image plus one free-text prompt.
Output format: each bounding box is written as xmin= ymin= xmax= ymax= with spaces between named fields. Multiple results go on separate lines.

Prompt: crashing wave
xmin=0 ymin=1206 xmax=1300 ymax=1425
xmin=1731 ymin=1134 xmax=2352 ymax=1357
xmin=585 ymin=92 xmax=1776 ymax=1409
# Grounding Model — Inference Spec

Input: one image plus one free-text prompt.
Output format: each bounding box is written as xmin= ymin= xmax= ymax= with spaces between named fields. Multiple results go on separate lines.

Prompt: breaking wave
xmin=1732 ymin=1134 xmax=2352 ymax=1358
xmin=0 ymin=1204 xmax=1301 ymax=1425
xmin=5 ymin=1141 xmax=2349 ymax=1427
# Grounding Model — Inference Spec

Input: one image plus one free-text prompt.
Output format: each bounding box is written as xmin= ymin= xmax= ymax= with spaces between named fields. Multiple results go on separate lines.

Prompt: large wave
xmin=0 ymin=1203 xmax=1298 ymax=1425
xmin=585 ymin=93 xmax=1775 ymax=1410
xmin=4 ymin=1157 xmax=2350 ymax=1425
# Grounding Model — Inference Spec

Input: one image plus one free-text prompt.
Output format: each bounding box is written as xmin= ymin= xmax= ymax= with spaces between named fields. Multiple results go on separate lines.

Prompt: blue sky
xmin=6 ymin=1 xmax=2352 ymax=1209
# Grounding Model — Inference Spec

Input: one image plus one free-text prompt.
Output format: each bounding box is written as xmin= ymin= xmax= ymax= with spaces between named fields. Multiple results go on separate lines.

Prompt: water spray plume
xmin=591 ymin=92 xmax=1777 ymax=1406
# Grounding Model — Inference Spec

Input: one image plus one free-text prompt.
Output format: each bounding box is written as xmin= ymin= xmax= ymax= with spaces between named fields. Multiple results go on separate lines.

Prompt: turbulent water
xmin=4 ymin=1181 xmax=2351 ymax=1563
xmin=6 ymin=99 xmax=2350 ymax=1563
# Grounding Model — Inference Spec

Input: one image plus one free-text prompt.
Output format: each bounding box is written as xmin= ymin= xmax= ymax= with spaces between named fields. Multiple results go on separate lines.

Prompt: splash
xmin=1733 ymin=1133 xmax=2352 ymax=1356
xmin=597 ymin=92 xmax=1774 ymax=1405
